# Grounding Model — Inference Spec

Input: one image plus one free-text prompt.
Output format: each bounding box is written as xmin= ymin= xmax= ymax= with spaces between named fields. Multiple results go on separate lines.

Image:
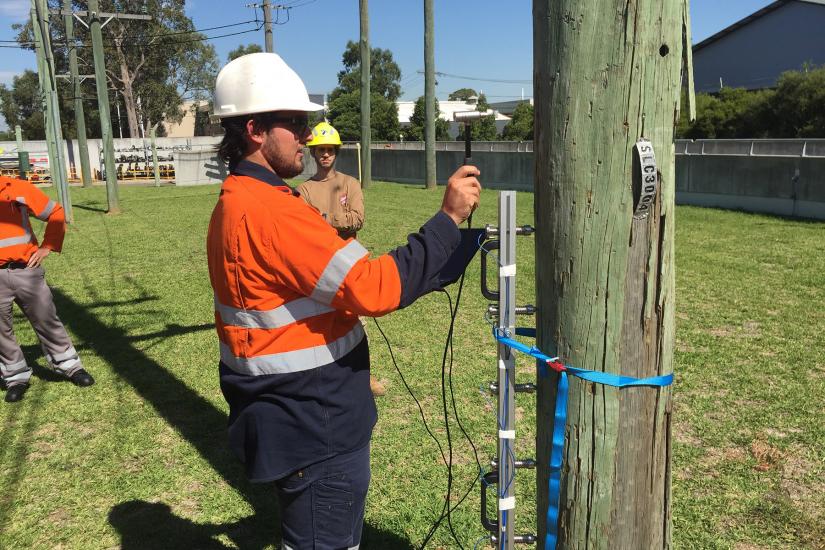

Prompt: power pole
xmin=150 ymin=127 xmax=160 ymax=187
xmin=32 ymin=0 xmax=73 ymax=223
xmin=262 ymin=2 xmax=273 ymax=52
xmin=359 ymin=0 xmax=370 ymax=189
xmin=58 ymin=0 xmax=151 ymax=214
xmin=423 ymin=0 xmax=436 ymax=189
xmin=533 ymin=1 xmax=692 ymax=547
xmin=63 ymin=0 xmax=92 ymax=188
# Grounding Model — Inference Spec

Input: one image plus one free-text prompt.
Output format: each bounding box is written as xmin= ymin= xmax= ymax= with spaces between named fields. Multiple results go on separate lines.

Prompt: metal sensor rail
xmin=478 ymin=191 xmax=536 ymax=548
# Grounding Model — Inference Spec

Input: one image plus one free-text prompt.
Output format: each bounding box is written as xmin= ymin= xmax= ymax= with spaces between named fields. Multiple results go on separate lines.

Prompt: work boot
xmin=5 ymin=383 xmax=29 ymax=403
xmin=70 ymin=369 xmax=95 ymax=387
xmin=369 ymin=375 xmax=386 ymax=397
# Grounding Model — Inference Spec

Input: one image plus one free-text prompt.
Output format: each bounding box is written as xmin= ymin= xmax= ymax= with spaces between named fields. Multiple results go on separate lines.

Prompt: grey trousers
xmin=0 ymin=266 xmax=82 ymax=387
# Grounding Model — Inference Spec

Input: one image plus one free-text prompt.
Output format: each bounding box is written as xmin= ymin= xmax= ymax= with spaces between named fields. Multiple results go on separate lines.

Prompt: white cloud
xmin=0 ymin=0 xmax=30 ymax=22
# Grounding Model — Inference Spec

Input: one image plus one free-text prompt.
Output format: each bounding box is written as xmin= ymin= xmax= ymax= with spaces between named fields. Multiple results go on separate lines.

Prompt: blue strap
xmin=545 ymin=371 xmax=567 ymax=550
xmin=493 ymin=328 xmax=673 ymax=388
xmin=491 ymin=327 xmax=673 ymax=549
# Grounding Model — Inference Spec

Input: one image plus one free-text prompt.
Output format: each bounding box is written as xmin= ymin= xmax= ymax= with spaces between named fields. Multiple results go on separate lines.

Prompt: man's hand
xmin=441 ymin=165 xmax=481 ymax=226
xmin=27 ymin=247 xmax=51 ymax=268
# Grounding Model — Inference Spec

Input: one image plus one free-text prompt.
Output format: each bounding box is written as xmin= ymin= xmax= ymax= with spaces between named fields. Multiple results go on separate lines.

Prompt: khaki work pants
xmin=0 ymin=266 xmax=81 ymax=387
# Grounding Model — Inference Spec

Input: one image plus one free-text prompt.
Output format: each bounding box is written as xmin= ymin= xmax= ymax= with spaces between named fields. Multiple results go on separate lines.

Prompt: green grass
xmin=0 ymin=182 xmax=823 ymax=549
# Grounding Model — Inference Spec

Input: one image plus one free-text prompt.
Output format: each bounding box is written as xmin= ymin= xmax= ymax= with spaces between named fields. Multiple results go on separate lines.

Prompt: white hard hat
xmin=213 ymin=52 xmax=323 ymax=119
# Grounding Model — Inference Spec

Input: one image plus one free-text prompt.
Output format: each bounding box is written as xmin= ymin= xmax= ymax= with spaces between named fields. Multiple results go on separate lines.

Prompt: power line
xmin=2 ymin=25 xmax=264 ymax=51
xmin=1 ymin=19 xmax=260 ymax=48
xmin=417 ymin=69 xmax=531 ymax=84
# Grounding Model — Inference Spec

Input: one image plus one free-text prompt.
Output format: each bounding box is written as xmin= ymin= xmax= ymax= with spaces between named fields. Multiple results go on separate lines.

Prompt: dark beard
xmin=262 ymin=141 xmax=303 ymax=179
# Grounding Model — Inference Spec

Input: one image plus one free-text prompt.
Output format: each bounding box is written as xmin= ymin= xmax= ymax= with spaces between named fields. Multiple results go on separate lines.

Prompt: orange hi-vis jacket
xmin=0 ymin=176 xmax=65 ymax=264
xmin=207 ymin=160 xmax=462 ymax=481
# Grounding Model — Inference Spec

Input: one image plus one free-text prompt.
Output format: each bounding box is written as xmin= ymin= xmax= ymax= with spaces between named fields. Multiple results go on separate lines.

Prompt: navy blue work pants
xmin=276 ymin=444 xmax=370 ymax=550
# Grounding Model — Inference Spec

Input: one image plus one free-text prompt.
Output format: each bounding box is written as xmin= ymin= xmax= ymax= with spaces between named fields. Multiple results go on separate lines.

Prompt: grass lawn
xmin=0 ymin=181 xmax=823 ymax=549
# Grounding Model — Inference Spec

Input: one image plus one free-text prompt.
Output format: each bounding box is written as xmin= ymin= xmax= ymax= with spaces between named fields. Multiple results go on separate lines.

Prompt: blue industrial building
xmin=693 ymin=0 xmax=825 ymax=92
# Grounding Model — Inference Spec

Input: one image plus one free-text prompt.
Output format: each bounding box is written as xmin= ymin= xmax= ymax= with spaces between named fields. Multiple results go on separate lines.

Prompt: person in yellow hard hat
xmin=296 ymin=122 xmax=363 ymax=240
xmin=296 ymin=123 xmax=388 ymax=396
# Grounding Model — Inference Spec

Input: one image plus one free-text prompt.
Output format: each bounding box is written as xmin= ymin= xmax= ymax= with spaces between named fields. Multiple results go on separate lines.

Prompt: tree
xmin=0 ymin=69 xmax=107 ymax=140
xmin=14 ymin=0 xmax=218 ymax=139
xmin=676 ymin=87 xmax=774 ymax=139
xmin=403 ymin=95 xmax=449 ymax=141
xmin=500 ymin=101 xmax=533 ymax=141
xmin=769 ymin=65 xmax=825 ymax=137
xmin=456 ymin=93 xmax=498 ymax=141
xmin=227 ymin=43 xmax=262 ymax=62
xmin=327 ymin=40 xmax=401 ymax=141
xmin=448 ymin=87 xmax=477 ymax=101
xmin=0 ymin=71 xmax=47 ymax=139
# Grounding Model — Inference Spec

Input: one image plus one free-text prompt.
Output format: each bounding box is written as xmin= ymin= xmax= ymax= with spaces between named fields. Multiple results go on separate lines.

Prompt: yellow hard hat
xmin=307 ymin=122 xmax=342 ymax=147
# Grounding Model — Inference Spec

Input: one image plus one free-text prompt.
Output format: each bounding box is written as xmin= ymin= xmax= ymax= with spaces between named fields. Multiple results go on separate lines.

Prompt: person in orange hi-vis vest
xmin=208 ymin=52 xmax=480 ymax=549
xmin=0 ymin=176 xmax=94 ymax=403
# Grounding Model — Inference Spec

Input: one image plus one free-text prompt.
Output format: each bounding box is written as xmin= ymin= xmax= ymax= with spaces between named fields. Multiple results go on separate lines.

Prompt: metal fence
xmin=675 ymin=139 xmax=825 ymax=158
xmin=342 ymin=141 xmax=534 ymax=153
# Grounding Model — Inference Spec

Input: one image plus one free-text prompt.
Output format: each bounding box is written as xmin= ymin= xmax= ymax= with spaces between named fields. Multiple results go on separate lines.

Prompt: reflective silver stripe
xmin=49 ymin=346 xmax=78 ymax=363
xmin=310 ymin=240 xmax=368 ymax=305
xmin=36 ymin=199 xmax=57 ymax=221
xmin=215 ymin=296 xmax=334 ymax=329
xmin=1 ymin=359 xmax=30 ymax=383
xmin=0 ymin=206 xmax=33 ymax=249
xmin=220 ymin=322 xmax=364 ymax=376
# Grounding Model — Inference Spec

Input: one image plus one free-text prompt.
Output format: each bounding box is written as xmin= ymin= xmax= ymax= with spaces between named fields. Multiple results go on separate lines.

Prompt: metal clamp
xmin=487 ymin=304 xmax=536 ymax=317
xmin=480 ymin=470 xmax=499 ymax=533
xmin=489 ymin=381 xmax=536 ymax=394
xmin=490 ymin=457 xmax=536 ymax=469
xmin=480 ymin=240 xmax=500 ymax=300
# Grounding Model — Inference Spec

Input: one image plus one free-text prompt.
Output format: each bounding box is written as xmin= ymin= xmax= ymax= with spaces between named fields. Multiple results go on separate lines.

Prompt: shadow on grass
xmin=72 ymin=203 xmax=108 ymax=213
xmin=51 ymin=289 xmax=413 ymax=549
xmin=109 ymin=500 xmax=414 ymax=550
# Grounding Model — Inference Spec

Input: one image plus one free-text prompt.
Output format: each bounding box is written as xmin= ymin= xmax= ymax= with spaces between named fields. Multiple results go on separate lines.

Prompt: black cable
xmin=375 ymin=277 xmax=481 ymax=549
xmin=372 ymin=318 xmax=448 ymax=466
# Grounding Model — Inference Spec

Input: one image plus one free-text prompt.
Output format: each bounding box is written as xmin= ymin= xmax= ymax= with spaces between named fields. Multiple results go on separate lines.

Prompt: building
xmin=396 ymin=97 xmax=512 ymax=139
xmin=693 ymin=0 xmax=825 ymax=93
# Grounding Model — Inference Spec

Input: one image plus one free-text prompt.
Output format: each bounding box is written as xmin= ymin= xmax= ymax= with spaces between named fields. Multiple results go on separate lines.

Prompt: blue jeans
xmin=276 ymin=444 xmax=370 ymax=550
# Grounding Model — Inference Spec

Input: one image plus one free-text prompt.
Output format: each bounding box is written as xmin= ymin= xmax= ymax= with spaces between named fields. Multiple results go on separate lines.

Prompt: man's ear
xmin=245 ymin=119 xmax=265 ymax=146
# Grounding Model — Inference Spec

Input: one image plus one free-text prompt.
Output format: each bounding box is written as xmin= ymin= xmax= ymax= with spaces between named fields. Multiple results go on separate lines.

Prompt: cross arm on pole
xmin=49 ymin=9 xmax=152 ymax=21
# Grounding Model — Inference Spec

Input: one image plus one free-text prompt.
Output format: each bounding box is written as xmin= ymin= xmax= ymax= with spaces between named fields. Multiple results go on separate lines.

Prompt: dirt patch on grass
xmin=750 ymin=439 xmax=783 ymax=472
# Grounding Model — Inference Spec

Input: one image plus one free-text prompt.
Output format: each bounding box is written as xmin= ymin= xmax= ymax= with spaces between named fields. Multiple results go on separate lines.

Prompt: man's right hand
xmin=441 ymin=165 xmax=481 ymax=225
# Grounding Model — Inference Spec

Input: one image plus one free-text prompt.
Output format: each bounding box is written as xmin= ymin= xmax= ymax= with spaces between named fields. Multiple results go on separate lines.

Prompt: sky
xmin=0 ymin=0 xmax=778 ymax=130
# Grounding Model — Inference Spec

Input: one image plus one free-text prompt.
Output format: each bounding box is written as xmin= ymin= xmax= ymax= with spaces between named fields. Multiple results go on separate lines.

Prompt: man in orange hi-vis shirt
xmin=0 ymin=176 xmax=94 ymax=403
xmin=208 ymin=52 xmax=480 ymax=549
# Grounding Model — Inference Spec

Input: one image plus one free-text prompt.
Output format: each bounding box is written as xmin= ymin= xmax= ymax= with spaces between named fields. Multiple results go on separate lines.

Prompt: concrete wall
xmin=334 ymin=147 xmax=533 ymax=191
xmin=6 ymin=136 xmax=824 ymax=220
xmin=675 ymin=143 xmax=825 ymax=219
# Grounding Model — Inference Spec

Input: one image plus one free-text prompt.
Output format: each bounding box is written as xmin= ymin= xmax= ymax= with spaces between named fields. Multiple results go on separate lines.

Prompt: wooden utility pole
xmin=423 ymin=0 xmax=436 ymax=189
xmin=32 ymin=0 xmax=73 ymax=223
xmin=150 ymin=127 xmax=160 ymax=187
xmin=63 ymin=0 xmax=92 ymax=187
xmin=88 ymin=0 xmax=119 ymax=213
xmin=359 ymin=0 xmax=371 ymax=189
xmin=533 ymin=1 xmax=693 ymax=547
xmin=262 ymin=2 xmax=273 ymax=52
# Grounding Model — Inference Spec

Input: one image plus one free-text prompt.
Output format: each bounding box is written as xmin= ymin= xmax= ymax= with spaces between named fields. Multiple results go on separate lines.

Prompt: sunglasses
xmin=267 ymin=115 xmax=310 ymax=135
